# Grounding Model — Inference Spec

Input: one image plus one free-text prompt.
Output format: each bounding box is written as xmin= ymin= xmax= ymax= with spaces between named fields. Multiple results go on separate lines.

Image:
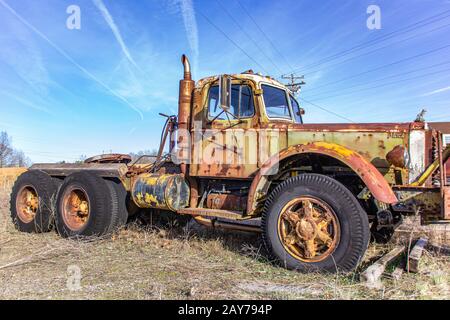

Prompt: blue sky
xmin=0 ymin=0 xmax=450 ymax=163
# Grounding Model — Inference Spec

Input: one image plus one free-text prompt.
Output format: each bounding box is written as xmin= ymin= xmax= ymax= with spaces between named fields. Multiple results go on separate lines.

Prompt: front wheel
xmin=262 ymin=174 xmax=369 ymax=273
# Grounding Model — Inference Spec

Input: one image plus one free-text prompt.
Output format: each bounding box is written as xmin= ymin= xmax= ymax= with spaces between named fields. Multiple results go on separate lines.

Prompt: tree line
xmin=0 ymin=131 xmax=30 ymax=168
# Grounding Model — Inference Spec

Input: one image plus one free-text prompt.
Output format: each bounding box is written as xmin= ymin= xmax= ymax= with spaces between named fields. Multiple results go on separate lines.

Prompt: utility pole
xmin=281 ymin=74 xmax=305 ymax=95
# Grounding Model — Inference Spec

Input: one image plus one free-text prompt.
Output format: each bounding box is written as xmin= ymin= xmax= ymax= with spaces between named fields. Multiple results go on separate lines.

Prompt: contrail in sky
xmin=0 ymin=0 xmax=144 ymax=120
xmin=92 ymin=0 xmax=140 ymax=69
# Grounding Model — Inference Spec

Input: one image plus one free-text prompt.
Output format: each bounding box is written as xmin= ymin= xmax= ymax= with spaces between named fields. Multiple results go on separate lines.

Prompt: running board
xmin=177 ymin=208 xmax=245 ymax=220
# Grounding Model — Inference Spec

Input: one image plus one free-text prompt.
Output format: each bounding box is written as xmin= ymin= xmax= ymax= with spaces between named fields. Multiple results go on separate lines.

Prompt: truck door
xmin=190 ymin=80 xmax=259 ymax=178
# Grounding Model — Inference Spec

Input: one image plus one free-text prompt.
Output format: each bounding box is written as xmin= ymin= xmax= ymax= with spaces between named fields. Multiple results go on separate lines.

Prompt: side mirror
xmin=219 ymin=75 xmax=232 ymax=111
xmin=299 ymin=108 xmax=305 ymax=115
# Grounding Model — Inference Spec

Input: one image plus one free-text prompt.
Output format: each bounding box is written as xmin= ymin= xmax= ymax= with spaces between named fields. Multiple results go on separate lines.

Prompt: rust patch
xmin=132 ymin=174 xmax=190 ymax=211
xmin=84 ymin=154 xmax=131 ymax=164
xmin=207 ymin=193 xmax=247 ymax=211
xmin=386 ymin=145 xmax=406 ymax=168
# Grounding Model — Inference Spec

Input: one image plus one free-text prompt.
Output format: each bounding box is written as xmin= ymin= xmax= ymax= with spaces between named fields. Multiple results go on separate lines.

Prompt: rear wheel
xmin=55 ymin=172 xmax=117 ymax=238
xmin=104 ymin=179 xmax=129 ymax=232
xmin=10 ymin=171 xmax=60 ymax=233
xmin=262 ymin=174 xmax=370 ymax=273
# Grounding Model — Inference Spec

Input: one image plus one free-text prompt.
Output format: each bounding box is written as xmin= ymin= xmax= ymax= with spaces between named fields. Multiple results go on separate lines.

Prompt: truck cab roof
xmin=196 ymin=72 xmax=291 ymax=92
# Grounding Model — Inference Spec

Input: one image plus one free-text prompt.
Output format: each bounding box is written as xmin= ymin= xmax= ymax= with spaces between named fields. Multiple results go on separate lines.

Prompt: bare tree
xmin=129 ymin=149 xmax=158 ymax=164
xmin=0 ymin=131 xmax=13 ymax=168
xmin=10 ymin=150 xmax=31 ymax=167
xmin=75 ymin=155 xmax=87 ymax=164
xmin=0 ymin=131 xmax=31 ymax=168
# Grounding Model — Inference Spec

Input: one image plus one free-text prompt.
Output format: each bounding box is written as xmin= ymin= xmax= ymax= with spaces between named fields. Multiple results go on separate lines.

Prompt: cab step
xmin=177 ymin=208 xmax=245 ymax=220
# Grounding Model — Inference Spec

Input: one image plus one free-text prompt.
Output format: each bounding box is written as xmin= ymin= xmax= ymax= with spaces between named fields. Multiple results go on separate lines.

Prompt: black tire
xmin=55 ymin=172 xmax=116 ymax=238
xmin=10 ymin=170 xmax=60 ymax=233
xmin=262 ymin=174 xmax=370 ymax=273
xmin=104 ymin=179 xmax=129 ymax=232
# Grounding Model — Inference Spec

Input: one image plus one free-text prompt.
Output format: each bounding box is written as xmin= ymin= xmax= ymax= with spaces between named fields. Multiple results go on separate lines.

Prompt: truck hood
xmin=285 ymin=122 xmax=425 ymax=133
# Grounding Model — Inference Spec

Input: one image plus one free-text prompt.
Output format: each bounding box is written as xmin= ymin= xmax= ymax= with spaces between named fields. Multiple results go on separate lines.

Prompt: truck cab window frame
xmin=261 ymin=84 xmax=293 ymax=120
xmin=443 ymin=134 xmax=450 ymax=147
xmin=207 ymin=84 xmax=255 ymax=121
xmin=289 ymin=94 xmax=303 ymax=124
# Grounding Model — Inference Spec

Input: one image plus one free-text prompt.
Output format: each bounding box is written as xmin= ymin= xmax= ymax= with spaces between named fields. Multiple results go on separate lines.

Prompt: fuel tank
xmin=131 ymin=174 xmax=190 ymax=211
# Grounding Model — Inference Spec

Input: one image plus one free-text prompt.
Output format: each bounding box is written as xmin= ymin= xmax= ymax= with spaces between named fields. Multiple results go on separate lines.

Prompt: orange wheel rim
xmin=61 ymin=186 xmax=90 ymax=231
xmin=16 ymin=186 xmax=39 ymax=223
xmin=277 ymin=196 xmax=340 ymax=263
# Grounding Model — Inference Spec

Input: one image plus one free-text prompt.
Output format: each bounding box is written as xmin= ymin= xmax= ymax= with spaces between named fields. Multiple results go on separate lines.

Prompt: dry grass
xmin=0 ymin=168 xmax=26 ymax=191
xmin=0 ymin=173 xmax=449 ymax=300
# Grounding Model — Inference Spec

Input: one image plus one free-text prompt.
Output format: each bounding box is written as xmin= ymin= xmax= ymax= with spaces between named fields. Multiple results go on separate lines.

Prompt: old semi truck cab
xmin=10 ymin=55 xmax=450 ymax=273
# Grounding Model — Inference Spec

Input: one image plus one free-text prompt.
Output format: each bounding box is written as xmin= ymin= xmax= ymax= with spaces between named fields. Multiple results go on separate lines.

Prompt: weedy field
xmin=0 ymin=171 xmax=448 ymax=300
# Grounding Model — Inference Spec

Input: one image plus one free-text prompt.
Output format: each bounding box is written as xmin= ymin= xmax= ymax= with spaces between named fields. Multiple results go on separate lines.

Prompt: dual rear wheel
xmin=10 ymin=171 xmax=129 ymax=238
xmin=10 ymin=171 xmax=60 ymax=233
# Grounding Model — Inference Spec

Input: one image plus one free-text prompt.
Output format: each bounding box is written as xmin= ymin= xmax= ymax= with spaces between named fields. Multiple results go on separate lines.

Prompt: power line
xmin=281 ymin=74 xmax=305 ymax=94
xmin=303 ymin=42 xmax=450 ymax=92
xmin=215 ymin=0 xmax=284 ymax=75
xmin=197 ymin=10 xmax=270 ymax=75
xmin=304 ymin=65 xmax=450 ymax=102
xmin=304 ymin=59 xmax=450 ymax=99
xmin=288 ymin=9 xmax=450 ymax=74
xmin=200 ymin=6 xmax=354 ymax=124
xmin=298 ymin=97 xmax=355 ymax=123
xmin=290 ymin=9 xmax=450 ymax=74
xmin=302 ymin=21 xmax=450 ymax=78
xmin=200 ymin=5 xmax=355 ymax=124
xmin=236 ymin=0 xmax=294 ymax=71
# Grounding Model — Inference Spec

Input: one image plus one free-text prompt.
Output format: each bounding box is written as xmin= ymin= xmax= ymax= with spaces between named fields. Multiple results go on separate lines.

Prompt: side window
xmin=208 ymin=84 xmax=254 ymax=120
xmin=290 ymin=95 xmax=303 ymax=123
xmin=262 ymin=85 xmax=291 ymax=119
xmin=208 ymin=86 xmax=221 ymax=118
xmin=444 ymin=134 xmax=450 ymax=147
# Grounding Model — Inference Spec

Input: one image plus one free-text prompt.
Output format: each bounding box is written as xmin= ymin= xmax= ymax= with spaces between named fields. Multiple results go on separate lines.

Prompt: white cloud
xmin=92 ymin=0 xmax=139 ymax=69
xmin=171 ymin=0 xmax=199 ymax=74
xmin=0 ymin=12 xmax=50 ymax=96
xmin=0 ymin=0 xmax=144 ymax=119
xmin=92 ymin=0 xmax=179 ymax=110
xmin=421 ymin=86 xmax=450 ymax=97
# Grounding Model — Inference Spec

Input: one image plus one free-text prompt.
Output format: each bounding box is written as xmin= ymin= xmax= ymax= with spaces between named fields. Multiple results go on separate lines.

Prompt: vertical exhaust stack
xmin=178 ymin=54 xmax=195 ymax=175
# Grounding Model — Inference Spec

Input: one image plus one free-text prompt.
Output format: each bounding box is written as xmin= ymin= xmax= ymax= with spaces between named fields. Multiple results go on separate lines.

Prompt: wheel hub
xmin=295 ymin=218 xmax=317 ymax=241
xmin=16 ymin=186 xmax=39 ymax=223
xmin=62 ymin=188 xmax=90 ymax=231
xmin=278 ymin=197 xmax=340 ymax=262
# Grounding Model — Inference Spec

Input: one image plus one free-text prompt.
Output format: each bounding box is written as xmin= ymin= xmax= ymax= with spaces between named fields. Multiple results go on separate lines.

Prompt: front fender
xmin=247 ymin=142 xmax=398 ymax=215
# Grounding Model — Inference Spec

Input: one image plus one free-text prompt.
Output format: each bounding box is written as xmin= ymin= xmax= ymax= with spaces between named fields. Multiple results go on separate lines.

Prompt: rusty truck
xmin=10 ymin=55 xmax=450 ymax=273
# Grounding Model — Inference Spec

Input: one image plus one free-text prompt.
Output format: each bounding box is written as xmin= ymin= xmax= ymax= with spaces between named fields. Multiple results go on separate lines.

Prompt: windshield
xmin=262 ymin=84 xmax=291 ymax=119
xmin=208 ymin=84 xmax=255 ymax=120
xmin=290 ymin=95 xmax=303 ymax=123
